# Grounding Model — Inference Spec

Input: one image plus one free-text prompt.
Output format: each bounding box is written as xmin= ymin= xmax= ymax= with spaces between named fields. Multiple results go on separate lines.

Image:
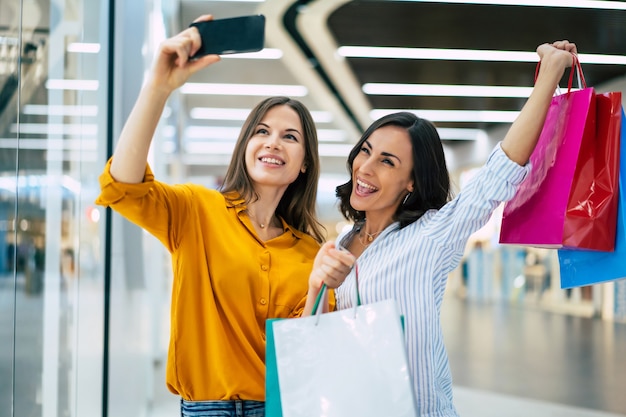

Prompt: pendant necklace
xmin=364 ymin=230 xmax=383 ymax=242
xmin=358 ymin=229 xmax=383 ymax=246
xmin=248 ymin=211 xmax=272 ymax=229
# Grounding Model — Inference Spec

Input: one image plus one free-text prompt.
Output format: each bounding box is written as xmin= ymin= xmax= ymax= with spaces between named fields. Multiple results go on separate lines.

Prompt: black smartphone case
xmin=190 ymin=15 xmax=265 ymax=57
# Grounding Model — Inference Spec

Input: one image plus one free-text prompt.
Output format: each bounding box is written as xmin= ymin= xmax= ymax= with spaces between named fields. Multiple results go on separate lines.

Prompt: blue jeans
xmin=180 ymin=399 xmax=265 ymax=417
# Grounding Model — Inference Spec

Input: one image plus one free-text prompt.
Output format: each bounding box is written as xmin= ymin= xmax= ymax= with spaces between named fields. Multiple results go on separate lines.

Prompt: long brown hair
xmin=220 ymin=96 xmax=326 ymax=242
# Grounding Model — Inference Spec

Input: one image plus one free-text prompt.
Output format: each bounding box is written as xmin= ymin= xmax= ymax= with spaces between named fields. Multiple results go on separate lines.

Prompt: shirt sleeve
xmin=95 ymin=158 xmax=191 ymax=252
xmin=421 ymin=142 xmax=530 ymax=270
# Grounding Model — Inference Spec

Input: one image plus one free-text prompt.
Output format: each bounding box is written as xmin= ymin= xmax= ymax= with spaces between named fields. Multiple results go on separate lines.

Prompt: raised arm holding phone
xmin=96 ymin=15 xmax=349 ymax=417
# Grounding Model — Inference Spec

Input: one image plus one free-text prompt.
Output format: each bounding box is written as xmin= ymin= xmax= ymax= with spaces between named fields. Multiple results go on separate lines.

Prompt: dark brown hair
xmin=336 ymin=112 xmax=452 ymax=228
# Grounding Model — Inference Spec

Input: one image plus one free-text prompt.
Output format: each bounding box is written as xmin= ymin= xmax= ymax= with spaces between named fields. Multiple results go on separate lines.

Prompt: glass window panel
xmin=1 ymin=0 xmax=109 ymax=415
xmin=106 ymin=2 xmax=167 ymax=415
xmin=0 ymin=0 xmax=19 ymax=416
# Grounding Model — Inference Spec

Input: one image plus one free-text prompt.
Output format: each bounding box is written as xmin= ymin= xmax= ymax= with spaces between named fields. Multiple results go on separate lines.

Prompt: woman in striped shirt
xmin=306 ymin=40 xmax=578 ymax=416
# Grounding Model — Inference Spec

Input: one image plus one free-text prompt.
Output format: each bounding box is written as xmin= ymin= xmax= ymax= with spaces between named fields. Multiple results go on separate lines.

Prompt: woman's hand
xmin=303 ymin=241 xmax=355 ymax=316
xmin=109 ymin=14 xmax=221 ymax=183
xmin=147 ymin=14 xmax=221 ymax=94
xmin=309 ymin=241 xmax=356 ymax=290
xmin=536 ymin=40 xmax=578 ymax=75
xmin=500 ymin=39 xmax=579 ymax=165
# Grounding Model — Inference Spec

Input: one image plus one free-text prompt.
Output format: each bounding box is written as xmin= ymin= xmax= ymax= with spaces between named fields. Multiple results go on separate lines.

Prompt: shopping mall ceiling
xmin=2 ymin=0 xmax=626 ymax=210
xmin=176 ymin=0 xmax=626 ymax=181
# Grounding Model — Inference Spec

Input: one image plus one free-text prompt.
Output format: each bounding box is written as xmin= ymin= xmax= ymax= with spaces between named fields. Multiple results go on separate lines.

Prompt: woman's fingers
xmin=551 ymin=40 xmax=577 ymax=56
xmin=160 ymin=28 xmax=199 ymax=66
xmin=148 ymin=25 xmax=220 ymax=90
xmin=316 ymin=245 xmax=355 ymax=288
xmin=536 ymin=40 xmax=578 ymax=71
xmin=187 ymin=54 xmax=221 ymax=73
xmin=158 ymin=13 xmax=217 ymax=66
xmin=565 ymin=43 xmax=578 ymax=55
xmin=192 ymin=14 xmax=214 ymax=23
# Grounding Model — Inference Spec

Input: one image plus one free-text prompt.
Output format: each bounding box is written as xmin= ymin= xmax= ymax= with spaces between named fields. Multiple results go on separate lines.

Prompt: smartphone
xmin=189 ymin=14 xmax=265 ymax=58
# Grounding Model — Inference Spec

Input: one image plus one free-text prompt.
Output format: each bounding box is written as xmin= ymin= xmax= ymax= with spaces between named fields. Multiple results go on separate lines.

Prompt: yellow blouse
xmin=96 ymin=159 xmax=328 ymax=401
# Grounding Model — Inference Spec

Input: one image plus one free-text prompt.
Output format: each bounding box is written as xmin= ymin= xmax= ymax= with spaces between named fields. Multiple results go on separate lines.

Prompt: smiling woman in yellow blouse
xmin=95 ymin=15 xmax=353 ymax=417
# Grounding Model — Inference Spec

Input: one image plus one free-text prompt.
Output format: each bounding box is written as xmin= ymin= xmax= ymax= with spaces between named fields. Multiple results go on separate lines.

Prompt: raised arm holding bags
xmin=304 ymin=41 xmax=577 ymax=417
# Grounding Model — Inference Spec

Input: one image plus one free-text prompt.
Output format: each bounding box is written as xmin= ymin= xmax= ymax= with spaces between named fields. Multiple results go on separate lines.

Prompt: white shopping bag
xmin=270 ymin=289 xmax=417 ymax=417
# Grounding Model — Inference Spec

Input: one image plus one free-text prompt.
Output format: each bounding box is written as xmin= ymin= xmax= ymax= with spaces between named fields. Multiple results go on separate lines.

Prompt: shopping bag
xmin=265 ymin=316 xmax=285 ymax=417
xmin=562 ymin=91 xmax=622 ymax=250
xmin=266 ymin=285 xmax=339 ymax=417
xmin=265 ymin=281 xmax=416 ymax=417
xmin=500 ymin=57 xmax=620 ymax=251
xmin=557 ymin=107 xmax=626 ymax=288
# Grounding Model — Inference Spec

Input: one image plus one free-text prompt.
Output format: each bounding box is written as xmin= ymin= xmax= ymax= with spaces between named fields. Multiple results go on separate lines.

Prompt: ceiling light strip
xmin=22 ymin=104 xmax=98 ymax=116
xmin=180 ymin=83 xmax=308 ymax=97
xmin=339 ymin=46 xmax=536 ymax=62
xmin=0 ymin=138 xmax=97 ymax=150
xmin=363 ymin=83 xmax=533 ymax=97
xmin=338 ymin=46 xmax=626 ymax=65
xmin=371 ymin=109 xmax=518 ymax=123
xmin=578 ymin=54 xmax=626 ymax=65
xmin=190 ymin=108 xmax=252 ymax=120
xmin=190 ymin=107 xmax=334 ymax=123
xmin=396 ymin=0 xmax=626 ymax=11
xmin=66 ymin=43 xmax=101 ymax=53
xmin=185 ymin=126 xmax=241 ymax=140
xmin=10 ymin=123 xmax=98 ymax=135
xmin=45 ymin=79 xmax=99 ymax=91
xmin=183 ymin=125 xmax=345 ymax=142
xmin=437 ymin=128 xmax=485 ymax=140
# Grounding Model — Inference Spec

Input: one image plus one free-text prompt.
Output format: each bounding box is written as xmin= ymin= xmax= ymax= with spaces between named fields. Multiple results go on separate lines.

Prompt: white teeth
xmin=261 ymin=157 xmax=284 ymax=165
xmin=356 ymin=179 xmax=377 ymax=191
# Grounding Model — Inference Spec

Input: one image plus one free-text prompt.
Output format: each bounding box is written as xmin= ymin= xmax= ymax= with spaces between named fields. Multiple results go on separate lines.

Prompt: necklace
xmin=248 ymin=211 xmax=274 ymax=229
xmin=364 ymin=230 xmax=383 ymax=242
xmin=358 ymin=229 xmax=383 ymax=247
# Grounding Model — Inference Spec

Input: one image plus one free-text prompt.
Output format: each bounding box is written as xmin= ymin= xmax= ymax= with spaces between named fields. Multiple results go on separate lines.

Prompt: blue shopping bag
xmin=557 ymin=107 xmax=626 ymax=288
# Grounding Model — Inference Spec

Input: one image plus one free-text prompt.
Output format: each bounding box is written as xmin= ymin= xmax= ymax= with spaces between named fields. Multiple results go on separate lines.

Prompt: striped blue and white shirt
xmin=336 ymin=143 xmax=529 ymax=417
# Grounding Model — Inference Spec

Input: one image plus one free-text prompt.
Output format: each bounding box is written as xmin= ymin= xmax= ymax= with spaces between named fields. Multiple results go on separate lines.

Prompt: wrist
xmin=308 ymin=276 xmax=324 ymax=294
xmin=143 ymin=77 xmax=175 ymax=98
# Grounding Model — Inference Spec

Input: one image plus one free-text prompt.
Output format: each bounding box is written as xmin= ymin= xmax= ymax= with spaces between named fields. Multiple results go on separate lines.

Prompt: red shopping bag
xmin=563 ymin=91 xmax=621 ymax=251
xmin=500 ymin=57 xmax=620 ymax=251
xmin=558 ymin=107 xmax=626 ymax=288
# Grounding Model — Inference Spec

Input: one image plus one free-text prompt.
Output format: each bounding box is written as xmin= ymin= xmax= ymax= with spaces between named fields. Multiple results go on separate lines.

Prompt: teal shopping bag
xmin=265 ymin=284 xmax=330 ymax=417
xmin=557 ymin=107 xmax=626 ymax=288
xmin=265 ymin=284 xmax=331 ymax=417
xmin=265 ymin=317 xmax=283 ymax=417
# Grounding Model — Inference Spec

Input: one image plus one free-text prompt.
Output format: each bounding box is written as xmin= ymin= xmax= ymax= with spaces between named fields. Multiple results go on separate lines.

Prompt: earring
xmin=403 ymin=192 xmax=411 ymax=205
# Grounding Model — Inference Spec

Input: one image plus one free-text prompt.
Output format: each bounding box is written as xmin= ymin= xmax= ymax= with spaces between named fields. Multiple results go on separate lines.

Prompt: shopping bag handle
xmin=534 ymin=53 xmax=586 ymax=93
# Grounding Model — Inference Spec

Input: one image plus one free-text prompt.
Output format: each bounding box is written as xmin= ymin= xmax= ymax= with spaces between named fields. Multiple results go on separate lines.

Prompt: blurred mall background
xmin=1 ymin=0 xmax=626 ymax=416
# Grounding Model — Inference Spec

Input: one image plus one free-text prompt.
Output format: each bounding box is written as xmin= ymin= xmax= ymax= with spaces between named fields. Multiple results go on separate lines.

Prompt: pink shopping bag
xmin=499 ymin=57 xmax=607 ymax=249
